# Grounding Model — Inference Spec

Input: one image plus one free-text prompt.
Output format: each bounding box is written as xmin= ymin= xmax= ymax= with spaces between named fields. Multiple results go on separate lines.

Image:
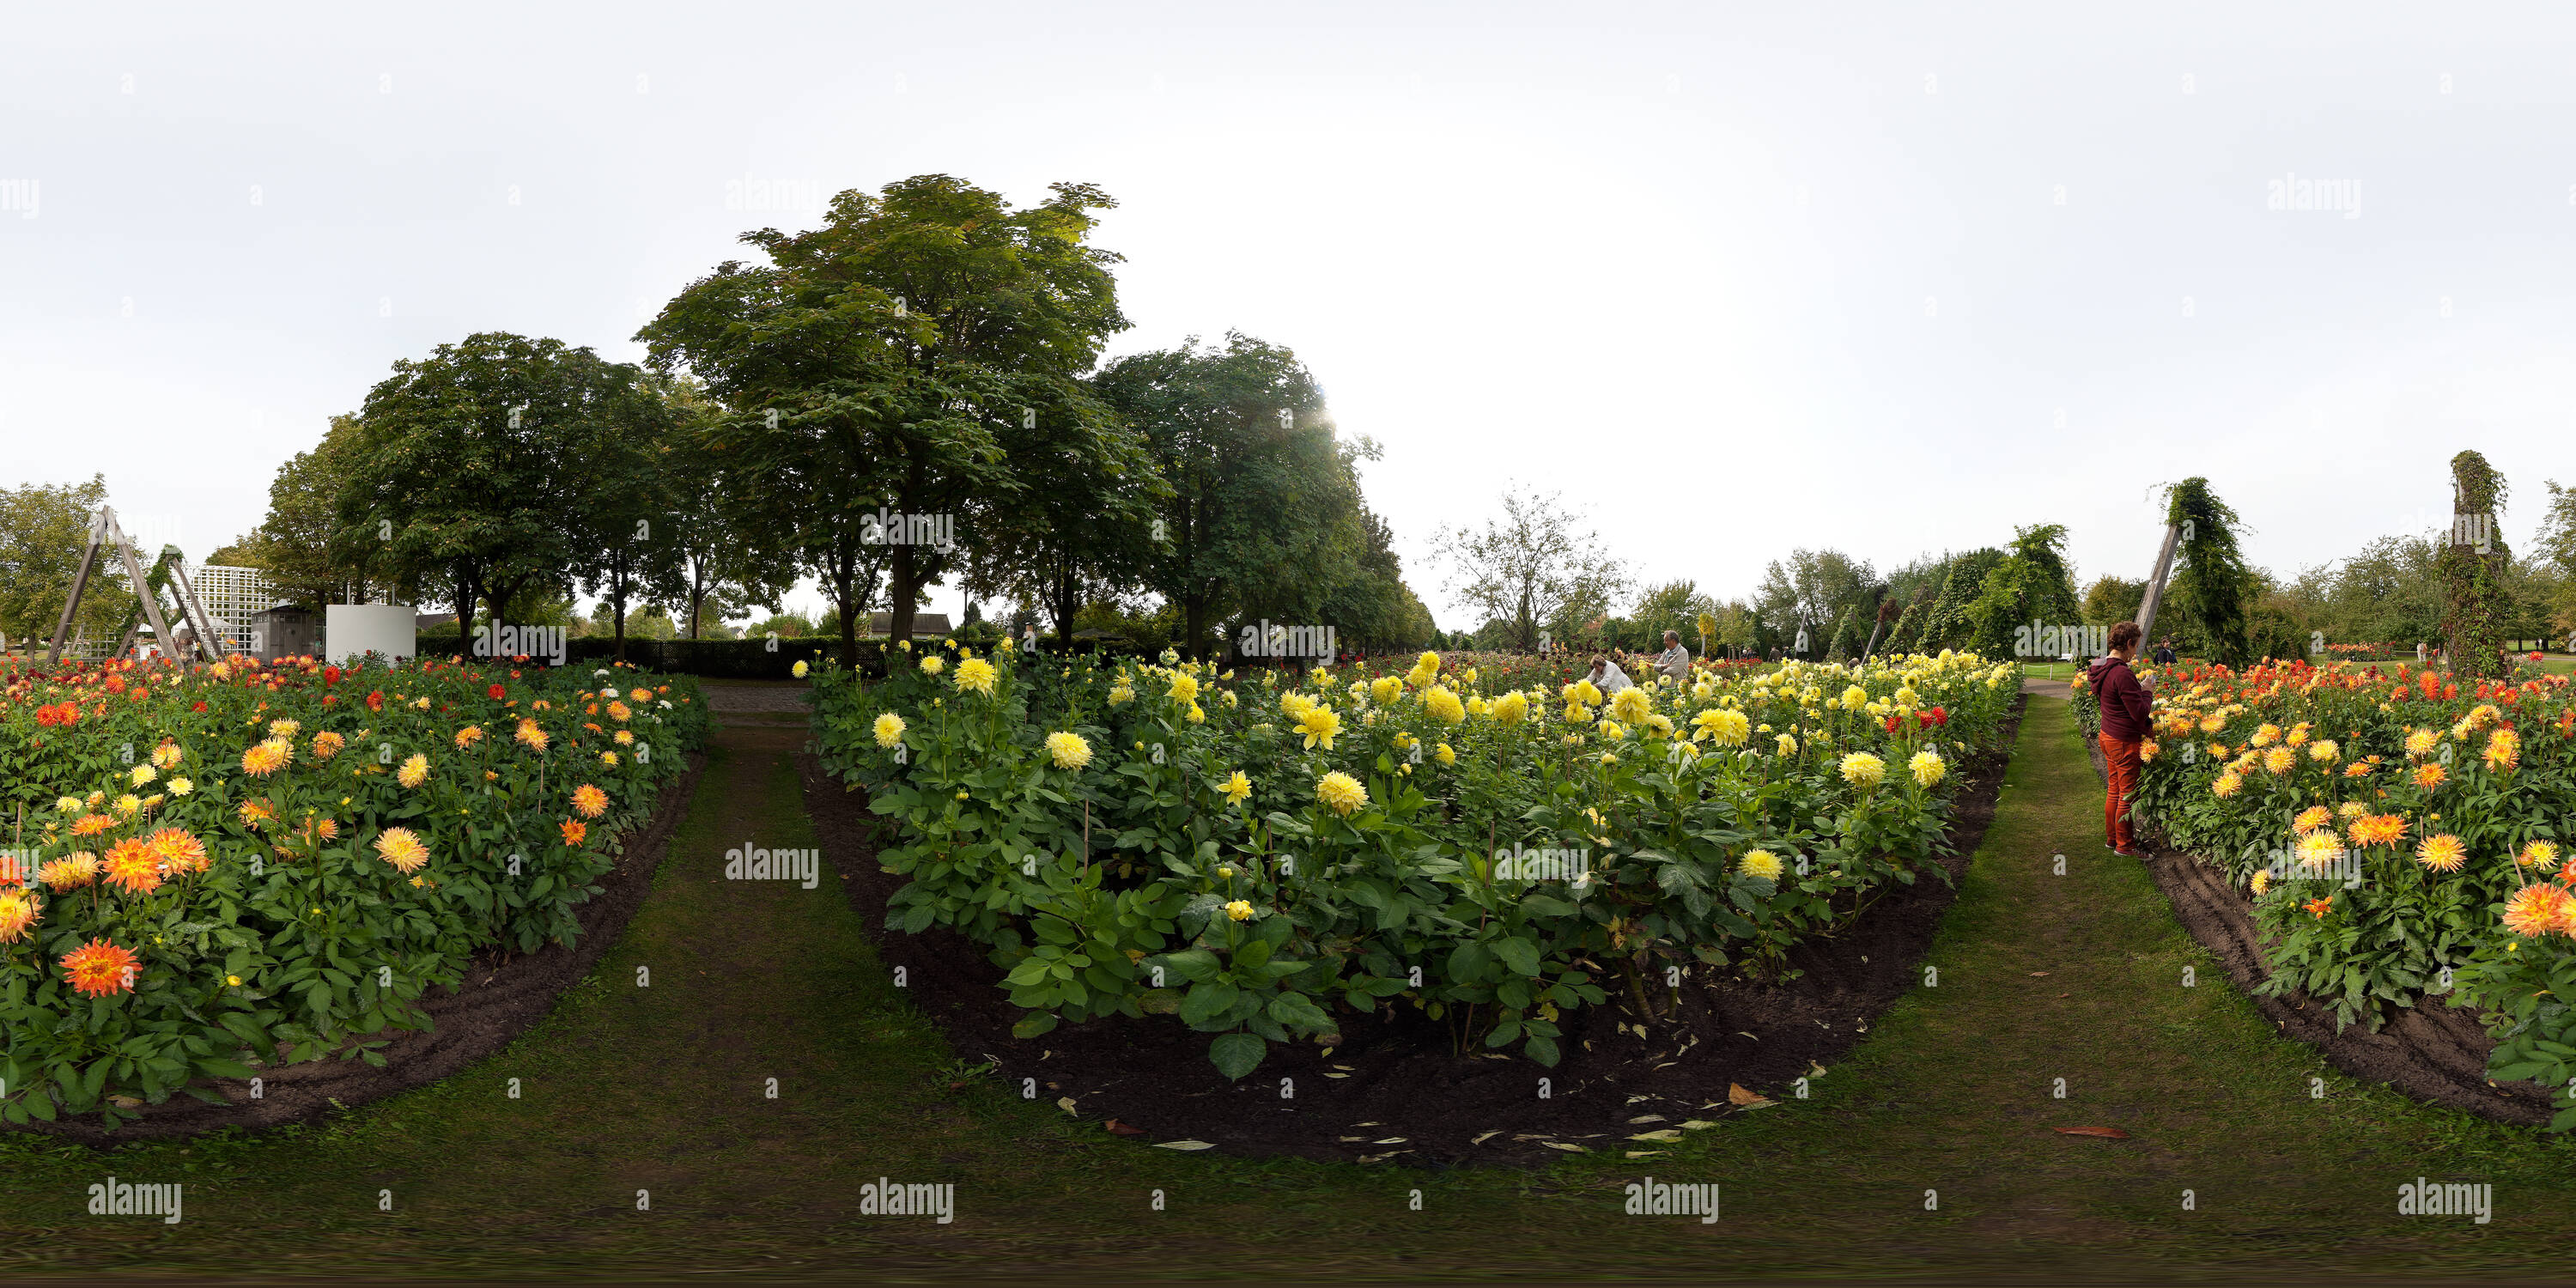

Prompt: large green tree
xmin=639 ymin=174 xmax=1131 ymax=660
xmin=963 ymin=388 xmax=1165 ymax=649
xmin=1433 ymin=483 xmax=1630 ymax=654
xmin=1917 ymin=549 xmax=2005 ymax=653
xmin=637 ymin=380 xmax=797 ymax=640
xmin=1963 ymin=523 xmax=2082 ymax=659
xmin=1631 ymin=580 xmax=1718 ymax=652
xmin=571 ymin=376 xmax=685 ymax=660
xmin=338 ymin=332 xmax=659 ymax=645
xmin=1099 ymin=333 xmax=1384 ymax=659
xmin=2080 ymin=574 xmax=2147 ymax=630
xmin=1754 ymin=549 xmax=1877 ymax=659
xmin=0 ymin=475 xmax=124 ymax=649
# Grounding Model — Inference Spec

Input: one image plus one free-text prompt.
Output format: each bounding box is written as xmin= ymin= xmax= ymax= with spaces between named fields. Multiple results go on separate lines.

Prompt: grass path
xmin=4 ymin=702 xmax=2572 ymax=1280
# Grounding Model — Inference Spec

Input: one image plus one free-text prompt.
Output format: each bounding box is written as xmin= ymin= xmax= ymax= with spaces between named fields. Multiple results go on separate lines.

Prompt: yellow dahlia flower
xmin=1424 ymin=686 xmax=1466 ymax=726
xmin=1297 ymin=704 xmax=1341 ymax=750
xmin=1611 ymin=687 xmax=1653 ymax=723
xmin=1045 ymin=731 xmax=1093 ymax=770
xmin=1315 ymin=771 xmax=1368 ymax=816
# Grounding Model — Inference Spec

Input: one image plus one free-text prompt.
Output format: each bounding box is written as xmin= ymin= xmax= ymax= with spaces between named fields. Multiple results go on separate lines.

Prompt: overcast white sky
xmin=7 ymin=3 xmax=2575 ymax=630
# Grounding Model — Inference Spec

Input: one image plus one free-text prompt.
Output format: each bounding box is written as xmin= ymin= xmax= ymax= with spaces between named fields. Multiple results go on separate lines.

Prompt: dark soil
xmin=18 ymin=752 xmax=708 ymax=1144
xmin=2140 ymin=844 xmax=2556 ymax=1127
xmin=804 ymin=702 xmax=2022 ymax=1169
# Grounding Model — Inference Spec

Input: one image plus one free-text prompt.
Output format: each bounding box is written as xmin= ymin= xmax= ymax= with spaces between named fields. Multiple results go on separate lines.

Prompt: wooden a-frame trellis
xmin=44 ymin=506 xmax=230 ymax=665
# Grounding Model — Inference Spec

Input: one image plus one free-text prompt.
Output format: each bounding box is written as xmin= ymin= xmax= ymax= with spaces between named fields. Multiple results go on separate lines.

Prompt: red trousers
xmin=2100 ymin=735 xmax=2142 ymax=851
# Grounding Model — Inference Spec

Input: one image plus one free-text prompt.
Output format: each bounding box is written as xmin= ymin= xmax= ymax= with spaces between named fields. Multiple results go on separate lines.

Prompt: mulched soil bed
xmin=804 ymin=701 xmax=2021 ymax=1169
xmin=16 ymin=751 xmax=708 ymax=1144
xmin=2139 ymin=844 xmax=2555 ymax=1128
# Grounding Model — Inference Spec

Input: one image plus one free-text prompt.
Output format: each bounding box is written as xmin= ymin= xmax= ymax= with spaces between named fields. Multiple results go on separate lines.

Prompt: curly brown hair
xmin=2108 ymin=621 xmax=2142 ymax=654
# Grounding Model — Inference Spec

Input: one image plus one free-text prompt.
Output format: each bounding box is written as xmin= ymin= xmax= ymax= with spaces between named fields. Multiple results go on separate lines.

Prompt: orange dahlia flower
xmin=62 ymin=939 xmax=140 ymax=997
xmin=148 ymin=827 xmax=209 ymax=874
xmin=2502 ymin=883 xmax=2573 ymax=938
xmin=40 ymin=853 xmax=99 ymax=891
xmin=2415 ymin=833 xmax=2468 ymax=873
xmin=242 ymin=738 xmax=292 ymax=776
xmin=2348 ymin=814 xmax=2408 ymax=848
xmin=0 ymin=890 xmax=37 ymax=945
xmin=102 ymin=838 xmax=163 ymax=895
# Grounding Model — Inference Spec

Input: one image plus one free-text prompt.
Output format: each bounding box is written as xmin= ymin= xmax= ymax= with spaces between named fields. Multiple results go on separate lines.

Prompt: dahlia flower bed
xmin=813 ymin=641 xmax=2018 ymax=1080
xmin=0 ymin=654 xmax=708 ymax=1127
xmin=2132 ymin=657 xmax=2576 ymax=1128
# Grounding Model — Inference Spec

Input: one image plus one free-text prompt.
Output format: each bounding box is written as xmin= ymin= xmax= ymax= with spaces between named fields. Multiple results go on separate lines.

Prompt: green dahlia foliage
xmin=0 ymin=654 xmax=708 ymax=1127
xmin=815 ymin=641 xmax=2019 ymax=1079
xmin=2135 ymin=655 xmax=2576 ymax=1127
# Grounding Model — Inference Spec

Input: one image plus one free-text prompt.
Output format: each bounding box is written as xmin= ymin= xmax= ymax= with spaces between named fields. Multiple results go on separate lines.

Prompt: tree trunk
xmin=685 ymin=552 xmax=708 ymax=641
xmin=830 ymin=536 xmax=860 ymax=670
xmin=452 ymin=565 xmax=477 ymax=659
xmin=1050 ymin=558 xmax=1078 ymax=647
xmin=889 ymin=538 xmax=917 ymax=644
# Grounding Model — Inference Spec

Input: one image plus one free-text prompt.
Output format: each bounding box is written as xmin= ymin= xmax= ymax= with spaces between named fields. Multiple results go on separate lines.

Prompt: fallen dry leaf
xmin=2029 ymin=971 xmax=2050 ymax=977
xmin=1104 ymin=1119 xmax=1146 ymax=1136
xmin=1540 ymin=1141 xmax=1589 ymax=1152
xmin=1154 ymin=1139 xmax=1217 ymax=1151
xmin=1628 ymin=1114 xmax=1668 ymax=1124
xmin=1630 ymin=1129 xmax=1684 ymax=1142
xmin=1680 ymin=1119 xmax=1718 ymax=1130
xmin=1625 ymin=1151 xmax=1667 ymax=1159
xmin=2052 ymin=1126 xmax=2132 ymax=1139
xmin=1472 ymin=1130 xmax=1503 ymax=1145
xmin=1727 ymin=1083 xmax=1773 ymax=1108
xmin=1056 ymin=1097 xmax=1078 ymax=1115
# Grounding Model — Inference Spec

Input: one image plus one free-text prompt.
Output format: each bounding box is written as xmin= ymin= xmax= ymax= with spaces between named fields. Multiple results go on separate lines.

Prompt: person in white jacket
xmin=1648 ymin=630 xmax=1691 ymax=685
xmin=1587 ymin=654 xmax=1633 ymax=696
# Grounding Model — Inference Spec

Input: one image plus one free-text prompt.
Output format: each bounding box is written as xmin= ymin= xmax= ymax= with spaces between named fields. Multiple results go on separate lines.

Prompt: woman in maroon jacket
xmin=2087 ymin=622 xmax=2154 ymax=858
